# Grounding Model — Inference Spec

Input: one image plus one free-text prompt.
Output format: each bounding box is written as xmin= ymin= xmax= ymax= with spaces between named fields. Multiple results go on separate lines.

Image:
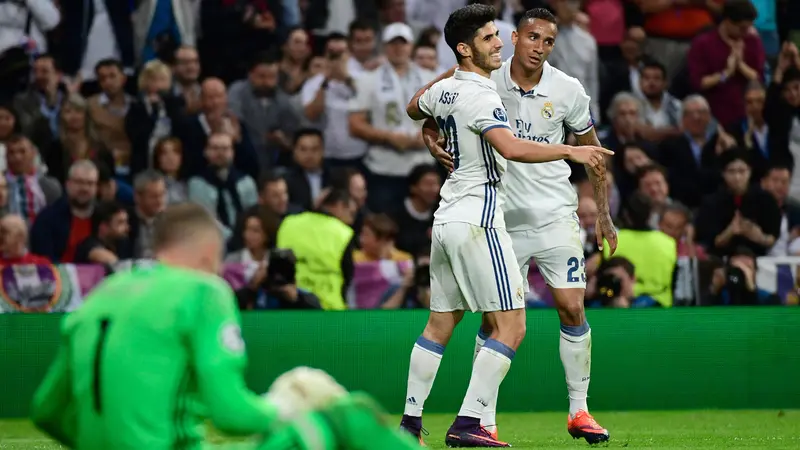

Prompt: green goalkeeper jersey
xmin=31 ymin=264 xmax=278 ymax=450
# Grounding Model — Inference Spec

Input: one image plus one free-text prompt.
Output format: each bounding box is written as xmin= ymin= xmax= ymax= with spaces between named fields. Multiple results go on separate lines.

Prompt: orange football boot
xmin=567 ymin=410 xmax=609 ymax=444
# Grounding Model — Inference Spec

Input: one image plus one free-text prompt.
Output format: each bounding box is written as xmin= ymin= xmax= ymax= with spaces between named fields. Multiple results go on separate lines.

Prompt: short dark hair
xmin=763 ymin=162 xmax=792 ymax=178
xmin=622 ymin=191 xmax=653 ymax=230
xmin=348 ymin=19 xmax=375 ymax=37
xmin=661 ymin=202 xmax=693 ymax=223
xmin=444 ymin=4 xmax=498 ymax=63
xmin=33 ymin=53 xmax=59 ymax=71
xmin=0 ymin=104 xmax=21 ymax=134
xmin=293 ymin=128 xmax=324 ymax=146
xmin=249 ymin=51 xmax=279 ymax=71
xmin=329 ymin=167 xmax=363 ymax=191
xmin=635 ymin=163 xmax=667 ymax=183
xmin=408 ymin=164 xmax=440 ymax=190
xmin=94 ymin=58 xmax=124 ymax=75
xmin=319 ymin=188 xmax=352 ymax=208
xmin=96 ymin=161 xmax=114 ymax=184
xmin=641 ymin=60 xmax=667 ymax=79
xmin=719 ymin=147 xmax=751 ymax=170
xmin=327 ymin=32 xmax=348 ymax=43
xmin=258 ymin=170 xmax=286 ymax=193
xmin=518 ymin=8 xmax=557 ymax=28
xmin=363 ymin=213 xmax=399 ymax=240
xmin=92 ymin=200 xmax=126 ymax=234
xmin=722 ymin=0 xmax=758 ymax=22
xmin=599 ymin=256 xmax=635 ymax=278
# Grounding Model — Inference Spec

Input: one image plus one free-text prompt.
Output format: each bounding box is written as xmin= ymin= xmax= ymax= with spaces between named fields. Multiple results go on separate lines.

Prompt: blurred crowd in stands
xmin=0 ymin=0 xmax=798 ymax=312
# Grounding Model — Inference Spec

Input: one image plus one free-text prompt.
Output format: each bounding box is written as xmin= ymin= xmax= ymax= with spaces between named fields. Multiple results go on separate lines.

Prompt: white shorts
xmin=429 ymin=222 xmax=525 ymax=313
xmin=509 ymin=213 xmax=586 ymax=291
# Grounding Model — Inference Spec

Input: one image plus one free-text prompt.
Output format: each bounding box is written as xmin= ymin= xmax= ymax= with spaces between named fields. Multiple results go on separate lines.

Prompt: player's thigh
xmin=509 ymin=229 xmax=537 ymax=293
xmin=448 ymin=224 xmax=525 ymax=312
xmin=429 ymin=224 xmax=468 ymax=314
xmin=530 ymin=216 xmax=587 ymax=291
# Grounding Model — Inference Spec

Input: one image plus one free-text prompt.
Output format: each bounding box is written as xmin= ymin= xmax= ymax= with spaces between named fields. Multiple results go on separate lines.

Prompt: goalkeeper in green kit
xmin=31 ymin=202 xmax=418 ymax=450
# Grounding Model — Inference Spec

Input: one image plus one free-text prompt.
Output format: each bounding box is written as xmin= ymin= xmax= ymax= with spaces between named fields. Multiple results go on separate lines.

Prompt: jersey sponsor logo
xmin=493 ymin=107 xmax=508 ymax=123
xmin=513 ymin=119 xmax=551 ymax=143
xmin=220 ymin=324 xmax=245 ymax=353
xmin=541 ymin=101 xmax=554 ymax=120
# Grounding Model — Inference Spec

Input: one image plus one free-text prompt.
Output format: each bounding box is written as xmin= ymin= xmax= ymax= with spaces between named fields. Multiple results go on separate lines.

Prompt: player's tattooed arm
xmin=406 ymin=65 xmax=457 ymax=120
xmin=576 ymin=129 xmax=618 ymax=254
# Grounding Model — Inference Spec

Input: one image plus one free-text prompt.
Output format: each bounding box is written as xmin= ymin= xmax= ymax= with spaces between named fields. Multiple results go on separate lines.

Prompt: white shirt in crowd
xmin=349 ymin=62 xmax=436 ymax=177
xmin=491 ymin=59 xmax=593 ymax=231
xmin=418 ymin=69 xmax=511 ymax=228
xmin=0 ymin=0 xmax=59 ymax=54
xmin=301 ymin=74 xmax=369 ymax=161
xmin=80 ymin=0 xmax=123 ymax=81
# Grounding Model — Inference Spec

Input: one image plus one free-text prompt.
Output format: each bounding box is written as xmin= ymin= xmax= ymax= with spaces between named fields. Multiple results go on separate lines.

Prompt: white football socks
xmin=474 ymin=330 xmax=498 ymax=430
xmin=560 ymin=323 xmax=592 ymax=417
xmin=403 ymin=336 xmax=445 ymax=417
xmin=458 ymin=339 xmax=514 ymax=419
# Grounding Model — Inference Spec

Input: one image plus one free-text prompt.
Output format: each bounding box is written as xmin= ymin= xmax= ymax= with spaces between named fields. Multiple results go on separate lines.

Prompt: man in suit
xmin=657 ymin=95 xmax=737 ymax=209
xmin=285 ymin=128 xmax=329 ymax=211
xmin=173 ymin=78 xmax=259 ymax=180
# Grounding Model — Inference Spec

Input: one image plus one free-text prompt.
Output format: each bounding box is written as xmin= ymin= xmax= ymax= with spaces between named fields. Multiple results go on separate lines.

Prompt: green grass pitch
xmin=1 ymin=410 xmax=798 ymax=449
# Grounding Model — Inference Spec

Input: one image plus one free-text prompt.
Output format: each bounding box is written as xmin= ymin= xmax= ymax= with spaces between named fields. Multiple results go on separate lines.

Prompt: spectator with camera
xmin=235 ymin=246 xmax=322 ymax=310
xmin=225 ymin=208 xmax=276 ymax=265
xmin=276 ymin=188 xmax=357 ymax=310
xmin=602 ymin=191 xmax=677 ymax=307
xmin=707 ymin=246 xmax=780 ymax=305
xmin=589 ymin=256 xmax=658 ymax=308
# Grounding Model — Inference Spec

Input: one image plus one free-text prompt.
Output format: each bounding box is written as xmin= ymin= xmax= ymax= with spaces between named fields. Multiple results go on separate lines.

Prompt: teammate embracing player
xmin=425 ymin=7 xmax=618 ymax=446
xmin=399 ymin=4 xmax=612 ymax=447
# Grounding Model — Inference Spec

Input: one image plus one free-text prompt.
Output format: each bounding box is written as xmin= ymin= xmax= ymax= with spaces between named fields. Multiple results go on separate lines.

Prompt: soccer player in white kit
xmin=424 ymin=8 xmax=619 ymax=445
xmin=398 ymin=4 xmax=613 ymax=448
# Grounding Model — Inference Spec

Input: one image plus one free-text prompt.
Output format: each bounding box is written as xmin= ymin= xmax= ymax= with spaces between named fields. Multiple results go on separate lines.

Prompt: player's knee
xmin=557 ymin=301 xmax=586 ymax=326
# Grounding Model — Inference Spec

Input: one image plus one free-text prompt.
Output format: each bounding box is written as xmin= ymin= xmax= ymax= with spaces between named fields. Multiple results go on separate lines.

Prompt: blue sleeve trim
xmin=480 ymin=124 xmax=511 ymax=136
xmin=572 ymin=123 xmax=594 ymax=135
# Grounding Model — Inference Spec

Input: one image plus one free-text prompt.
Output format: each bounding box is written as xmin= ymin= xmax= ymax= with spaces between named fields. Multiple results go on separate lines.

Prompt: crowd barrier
xmin=2 ymin=256 xmax=800 ymax=313
xmin=1 ymin=307 xmax=798 ymax=418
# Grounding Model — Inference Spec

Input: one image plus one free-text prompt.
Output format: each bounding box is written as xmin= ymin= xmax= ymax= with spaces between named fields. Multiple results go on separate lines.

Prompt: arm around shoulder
xmin=483 ymin=126 xmax=572 ymax=163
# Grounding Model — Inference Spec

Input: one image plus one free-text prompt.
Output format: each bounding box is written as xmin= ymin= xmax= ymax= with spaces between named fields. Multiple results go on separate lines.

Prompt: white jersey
xmin=418 ymin=69 xmax=512 ymax=229
xmin=490 ymin=60 xmax=594 ymax=231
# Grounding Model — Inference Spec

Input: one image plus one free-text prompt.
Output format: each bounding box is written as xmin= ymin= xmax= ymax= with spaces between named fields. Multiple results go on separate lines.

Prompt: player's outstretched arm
xmin=483 ymin=127 xmax=614 ymax=165
xmin=30 ymin=327 xmax=77 ymax=448
xmin=406 ymin=65 xmax=457 ymax=120
xmin=190 ymin=282 xmax=280 ymax=435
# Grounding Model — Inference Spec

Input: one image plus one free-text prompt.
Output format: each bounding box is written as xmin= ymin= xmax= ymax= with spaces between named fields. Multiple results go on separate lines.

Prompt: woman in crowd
xmin=45 ymin=94 xmax=114 ymax=185
xmin=153 ymin=137 xmax=188 ymax=205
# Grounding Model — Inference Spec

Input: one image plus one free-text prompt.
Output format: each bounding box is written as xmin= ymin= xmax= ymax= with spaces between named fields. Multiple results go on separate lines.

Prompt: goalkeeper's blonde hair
xmin=153 ymin=202 xmax=222 ymax=251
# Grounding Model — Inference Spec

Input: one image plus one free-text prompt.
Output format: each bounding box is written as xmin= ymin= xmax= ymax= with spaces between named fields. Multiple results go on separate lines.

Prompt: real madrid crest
xmin=541 ymin=101 xmax=554 ymax=120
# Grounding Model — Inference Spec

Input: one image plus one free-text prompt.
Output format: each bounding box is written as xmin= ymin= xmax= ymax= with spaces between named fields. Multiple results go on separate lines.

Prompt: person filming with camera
xmin=707 ymin=246 xmax=780 ymax=306
xmin=588 ymin=257 xmax=659 ymax=308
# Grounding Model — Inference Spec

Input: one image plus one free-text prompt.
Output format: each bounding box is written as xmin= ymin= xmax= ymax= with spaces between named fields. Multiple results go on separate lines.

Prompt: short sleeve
xmin=300 ymin=74 xmax=325 ymax=107
xmin=468 ymin=90 xmax=511 ymax=135
xmin=348 ymin=73 xmax=374 ymax=112
xmin=565 ymin=84 xmax=594 ymax=135
xmin=417 ymin=85 xmax=437 ymax=118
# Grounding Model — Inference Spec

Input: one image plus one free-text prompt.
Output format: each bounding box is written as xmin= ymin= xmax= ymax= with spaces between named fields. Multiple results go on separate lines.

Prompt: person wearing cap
xmin=348 ymin=22 xmax=436 ymax=213
xmin=695 ymin=148 xmax=781 ymax=257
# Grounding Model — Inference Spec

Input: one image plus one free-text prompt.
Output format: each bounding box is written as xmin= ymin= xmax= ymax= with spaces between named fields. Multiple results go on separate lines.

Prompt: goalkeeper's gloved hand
xmin=263 ymin=366 xmax=347 ymax=421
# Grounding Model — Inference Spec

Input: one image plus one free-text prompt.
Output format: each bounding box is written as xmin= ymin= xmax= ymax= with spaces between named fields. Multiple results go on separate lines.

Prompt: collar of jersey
xmin=453 ymin=69 xmax=497 ymax=90
xmin=503 ymin=58 xmax=552 ymax=97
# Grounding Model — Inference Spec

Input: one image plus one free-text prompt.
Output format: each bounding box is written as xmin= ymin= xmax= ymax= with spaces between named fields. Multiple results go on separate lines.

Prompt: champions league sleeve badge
xmin=493 ymin=107 xmax=508 ymax=123
xmin=541 ymin=101 xmax=554 ymax=120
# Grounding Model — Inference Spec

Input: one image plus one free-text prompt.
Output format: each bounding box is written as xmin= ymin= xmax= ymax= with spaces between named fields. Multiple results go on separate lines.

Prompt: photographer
xmin=588 ymin=257 xmax=659 ymax=308
xmin=707 ymin=246 xmax=780 ymax=306
xmin=235 ymin=248 xmax=321 ymax=310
